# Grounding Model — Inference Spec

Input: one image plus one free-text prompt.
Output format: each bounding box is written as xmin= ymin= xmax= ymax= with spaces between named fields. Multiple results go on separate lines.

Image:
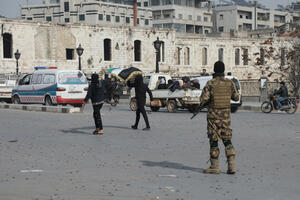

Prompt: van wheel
xmin=45 ymin=96 xmax=53 ymax=106
xmin=130 ymin=98 xmax=137 ymax=111
xmin=167 ymin=100 xmax=177 ymax=113
xmin=230 ymin=106 xmax=239 ymax=113
xmin=13 ymin=95 xmax=21 ymax=104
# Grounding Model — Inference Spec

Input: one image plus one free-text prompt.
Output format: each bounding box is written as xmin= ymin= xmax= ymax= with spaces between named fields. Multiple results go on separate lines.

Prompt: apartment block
xmin=21 ymin=0 xmax=152 ymax=27
xmin=150 ymin=0 xmax=213 ymax=34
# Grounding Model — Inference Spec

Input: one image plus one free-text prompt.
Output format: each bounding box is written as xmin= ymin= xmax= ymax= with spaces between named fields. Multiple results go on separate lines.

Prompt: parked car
xmin=11 ymin=67 xmax=88 ymax=107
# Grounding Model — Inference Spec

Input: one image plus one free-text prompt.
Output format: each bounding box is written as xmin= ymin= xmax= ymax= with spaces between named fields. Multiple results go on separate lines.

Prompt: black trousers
xmin=93 ymin=104 xmax=103 ymax=130
xmin=134 ymin=99 xmax=150 ymax=128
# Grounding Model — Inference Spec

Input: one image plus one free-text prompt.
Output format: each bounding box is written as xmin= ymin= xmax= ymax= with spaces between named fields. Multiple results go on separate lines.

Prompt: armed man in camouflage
xmin=199 ymin=61 xmax=239 ymax=174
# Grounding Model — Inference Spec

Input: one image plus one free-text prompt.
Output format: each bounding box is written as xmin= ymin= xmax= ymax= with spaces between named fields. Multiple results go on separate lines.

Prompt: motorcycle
xmin=261 ymin=93 xmax=298 ymax=114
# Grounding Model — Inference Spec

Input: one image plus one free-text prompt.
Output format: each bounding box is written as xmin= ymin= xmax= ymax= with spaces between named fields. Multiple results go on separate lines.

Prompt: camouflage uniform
xmin=200 ymin=76 xmax=239 ymax=174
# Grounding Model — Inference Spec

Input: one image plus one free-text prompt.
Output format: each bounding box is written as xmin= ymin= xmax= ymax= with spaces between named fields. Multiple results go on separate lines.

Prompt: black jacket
xmin=84 ymin=80 xmax=107 ymax=104
xmin=127 ymin=75 xmax=153 ymax=101
xmin=275 ymin=86 xmax=289 ymax=97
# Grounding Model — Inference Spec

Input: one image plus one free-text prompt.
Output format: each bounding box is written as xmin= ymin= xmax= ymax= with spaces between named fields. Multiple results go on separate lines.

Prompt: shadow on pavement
xmin=140 ymin=160 xmax=203 ymax=173
xmin=60 ymin=125 xmax=132 ymax=135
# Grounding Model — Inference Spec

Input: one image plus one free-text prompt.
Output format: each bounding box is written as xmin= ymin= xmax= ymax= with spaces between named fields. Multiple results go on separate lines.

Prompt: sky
xmin=0 ymin=0 xmax=296 ymax=18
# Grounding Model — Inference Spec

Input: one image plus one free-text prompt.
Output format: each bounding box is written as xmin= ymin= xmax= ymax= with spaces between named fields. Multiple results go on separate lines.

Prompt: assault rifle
xmin=190 ymin=103 xmax=207 ymax=119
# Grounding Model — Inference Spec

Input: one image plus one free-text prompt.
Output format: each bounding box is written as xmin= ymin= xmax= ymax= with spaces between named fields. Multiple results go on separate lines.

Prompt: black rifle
xmin=190 ymin=103 xmax=207 ymax=119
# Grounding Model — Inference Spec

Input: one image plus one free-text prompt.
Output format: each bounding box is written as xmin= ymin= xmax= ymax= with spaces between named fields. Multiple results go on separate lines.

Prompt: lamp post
xmin=14 ymin=49 xmax=21 ymax=76
xmin=153 ymin=37 xmax=162 ymax=73
xmin=76 ymin=44 xmax=84 ymax=71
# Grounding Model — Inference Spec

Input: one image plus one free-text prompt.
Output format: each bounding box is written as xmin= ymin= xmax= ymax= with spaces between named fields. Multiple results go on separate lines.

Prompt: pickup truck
xmin=0 ymin=75 xmax=17 ymax=103
xmin=129 ymin=73 xmax=201 ymax=112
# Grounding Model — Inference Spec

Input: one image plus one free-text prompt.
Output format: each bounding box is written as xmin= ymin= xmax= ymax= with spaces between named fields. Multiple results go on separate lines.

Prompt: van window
xmin=58 ymin=72 xmax=87 ymax=84
xmin=32 ymin=74 xmax=43 ymax=84
xmin=43 ymin=74 xmax=55 ymax=84
xmin=231 ymin=78 xmax=240 ymax=90
xmin=20 ymin=74 xmax=32 ymax=85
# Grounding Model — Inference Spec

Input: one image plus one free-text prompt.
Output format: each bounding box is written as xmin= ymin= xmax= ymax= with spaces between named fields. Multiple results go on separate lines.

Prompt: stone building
xmin=21 ymin=0 xmax=153 ymax=27
xmin=0 ymin=18 xmax=295 ymax=81
xmin=213 ymin=0 xmax=298 ymax=33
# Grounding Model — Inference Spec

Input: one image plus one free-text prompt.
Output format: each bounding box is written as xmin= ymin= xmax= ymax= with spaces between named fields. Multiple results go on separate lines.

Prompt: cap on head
xmin=214 ymin=61 xmax=225 ymax=73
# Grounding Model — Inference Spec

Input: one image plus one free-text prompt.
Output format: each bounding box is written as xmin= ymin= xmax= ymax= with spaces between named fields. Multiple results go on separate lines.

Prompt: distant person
xmin=200 ymin=69 xmax=209 ymax=76
xmin=274 ymin=81 xmax=289 ymax=109
xmin=127 ymin=75 xmax=153 ymax=130
xmin=82 ymin=74 xmax=107 ymax=135
xmin=166 ymin=79 xmax=173 ymax=89
xmin=199 ymin=61 xmax=239 ymax=174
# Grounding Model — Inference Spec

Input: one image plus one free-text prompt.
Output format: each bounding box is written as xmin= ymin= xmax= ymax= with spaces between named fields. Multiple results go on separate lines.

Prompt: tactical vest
xmin=211 ymin=78 xmax=232 ymax=109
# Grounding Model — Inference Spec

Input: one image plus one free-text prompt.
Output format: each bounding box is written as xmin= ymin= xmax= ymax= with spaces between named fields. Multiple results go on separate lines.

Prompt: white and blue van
xmin=11 ymin=67 xmax=88 ymax=107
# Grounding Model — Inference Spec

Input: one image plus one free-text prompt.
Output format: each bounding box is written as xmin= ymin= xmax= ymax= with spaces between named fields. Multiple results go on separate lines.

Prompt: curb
xmin=238 ymin=105 xmax=261 ymax=112
xmin=0 ymin=103 xmax=81 ymax=114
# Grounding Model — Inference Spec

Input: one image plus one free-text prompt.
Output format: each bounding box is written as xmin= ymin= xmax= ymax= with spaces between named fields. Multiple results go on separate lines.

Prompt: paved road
xmin=0 ymin=105 xmax=300 ymax=200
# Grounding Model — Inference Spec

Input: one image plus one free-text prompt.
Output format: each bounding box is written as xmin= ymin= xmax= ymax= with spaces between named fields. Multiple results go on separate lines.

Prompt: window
xmin=64 ymin=2 xmax=69 ymax=12
xmin=106 ymin=15 xmax=111 ymax=22
xmin=66 ymin=48 xmax=74 ymax=60
xmin=21 ymin=74 xmax=32 ymax=85
xmin=134 ymin=40 xmax=141 ymax=62
xmin=202 ymin=47 xmax=207 ymax=65
xmin=243 ymin=48 xmax=248 ymax=65
xmin=65 ymin=18 xmax=70 ymax=23
xmin=235 ymin=48 xmax=240 ymax=65
xmin=184 ymin=47 xmax=190 ymax=65
xmin=99 ymin=14 xmax=103 ymax=20
xmin=220 ymin=14 xmax=223 ymax=20
xmin=176 ymin=47 xmax=181 ymax=65
xmin=79 ymin=14 xmax=85 ymax=21
xmin=43 ymin=74 xmax=55 ymax=84
xmin=137 ymin=18 xmax=139 ymax=24
xmin=144 ymin=2 xmax=149 ymax=7
xmin=204 ymin=30 xmax=209 ymax=34
xmin=151 ymin=0 xmax=160 ymax=6
xmin=188 ymin=15 xmax=192 ymax=20
xmin=46 ymin=16 xmax=52 ymax=21
xmin=159 ymin=41 xmax=165 ymax=62
xmin=259 ymin=48 xmax=265 ymax=65
xmin=126 ymin=17 xmax=130 ymax=23
xmin=137 ymin=2 xmax=141 ymax=6
xmin=3 ymin=33 xmax=13 ymax=58
xmin=32 ymin=74 xmax=43 ymax=84
xmin=281 ymin=49 xmax=286 ymax=66
xmin=246 ymin=15 xmax=249 ymax=19
xmin=27 ymin=17 xmax=33 ymax=20
xmin=174 ymin=0 xmax=181 ymax=5
xmin=145 ymin=19 xmax=149 ymax=25
xmin=204 ymin=17 xmax=208 ymax=22
xmin=218 ymin=48 xmax=224 ymax=62
xmin=218 ymin=27 xmax=224 ymax=32
xmin=240 ymin=15 xmax=243 ymax=18
xmin=104 ymin=39 xmax=112 ymax=61
xmin=197 ymin=16 xmax=201 ymax=21
xmin=115 ymin=16 xmax=120 ymax=22
xmin=178 ymin=14 xmax=183 ymax=19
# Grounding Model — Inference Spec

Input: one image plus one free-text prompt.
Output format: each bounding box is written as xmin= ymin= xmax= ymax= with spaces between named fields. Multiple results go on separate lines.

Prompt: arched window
xmin=280 ymin=49 xmax=286 ymax=66
xmin=235 ymin=48 xmax=240 ymax=65
xmin=218 ymin=48 xmax=224 ymax=62
xmin=176 ymin=47 xmax=181 ymax=65
xmin=202 ymin=47 xmax=207 ymax=65
xmin=259 ymin=48 xmax=265 ymax=65
xmin=104 ymin=38 xmax=112 ymax=61
xmin=243 ymin=48 xmax=249 ymax=66
xmin=159 ymin=41 xmax=165 ymax=62
xmin=184 ymin=47 xmax=190 ymax=65
xmin=134 ymin=40 xmax=141 ymax=62
xmin=3 ymin=33 xmax=13 ymax=58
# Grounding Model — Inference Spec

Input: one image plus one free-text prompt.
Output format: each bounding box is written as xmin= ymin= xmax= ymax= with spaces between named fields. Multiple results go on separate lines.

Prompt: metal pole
xmin=156 ymin=50 xmax=159 ymax=73
xmin=79 ymin=56 xmax=81 ymax=71
xmin=16 ymin=60 xmax=19 ymax=76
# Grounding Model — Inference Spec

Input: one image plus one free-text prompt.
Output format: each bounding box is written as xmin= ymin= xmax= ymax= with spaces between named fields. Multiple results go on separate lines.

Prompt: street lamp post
xmin=14 ymin=49 xmax=21 ymax=76
xmin=76 ymin=44 xmax=84 ymax=71
xmin=153 ymin=37 xmax=162 ymax=73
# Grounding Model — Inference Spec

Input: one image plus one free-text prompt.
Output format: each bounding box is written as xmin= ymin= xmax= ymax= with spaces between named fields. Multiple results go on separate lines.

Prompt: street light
xmin=14 ymin=49 xmax=21 ymax=76
xmin=153 ymin=37 xmax=162 ymax=73
xmin=76 ymin=44 xmax=84 ymax=71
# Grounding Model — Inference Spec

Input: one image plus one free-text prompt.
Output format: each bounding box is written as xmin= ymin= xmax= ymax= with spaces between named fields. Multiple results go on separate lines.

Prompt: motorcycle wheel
xmin=261 ymin=101 xmax=272 ymax=113
xmin=285 ymin=102 xmax=297 ymax=114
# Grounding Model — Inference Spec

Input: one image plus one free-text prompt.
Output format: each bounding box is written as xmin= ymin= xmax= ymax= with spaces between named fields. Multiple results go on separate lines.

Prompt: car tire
xmin=167 ymin=100 xmax=177 ymax=113
xmin=13 ymin=95 xmax=21 ymax=104
xmin=45 ymin=96 xmax=53 ymax=106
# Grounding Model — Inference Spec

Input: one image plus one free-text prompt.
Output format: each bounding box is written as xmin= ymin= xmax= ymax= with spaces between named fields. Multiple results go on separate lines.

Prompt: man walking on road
xmin=199 ymin=61 xmax=239 ymax=174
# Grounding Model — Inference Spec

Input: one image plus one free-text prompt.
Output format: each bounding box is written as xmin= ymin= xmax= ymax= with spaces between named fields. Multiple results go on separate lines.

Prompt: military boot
xmin=225 ymin=146 xmax=236 ymax=174
xmin=203 ymin=149 xmax=220 ymax=174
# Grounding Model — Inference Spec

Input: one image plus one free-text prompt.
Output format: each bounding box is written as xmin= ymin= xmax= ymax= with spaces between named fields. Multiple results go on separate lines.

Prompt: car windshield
xmin=58 ymin=72 xmax=87 ymax=84
xmin=231 ymin=78 xmax=240 ymax=90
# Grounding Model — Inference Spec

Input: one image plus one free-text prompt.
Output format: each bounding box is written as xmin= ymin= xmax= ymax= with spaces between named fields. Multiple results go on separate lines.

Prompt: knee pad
xmin=225 ymin=146 xmax=235 ymax=157
xmin=210 ymin=149 xmax=220 ymax=159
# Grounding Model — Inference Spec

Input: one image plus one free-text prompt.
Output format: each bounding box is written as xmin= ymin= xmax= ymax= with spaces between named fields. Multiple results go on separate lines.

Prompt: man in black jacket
xmin=274 ymin=81 xmax=289 ymax=109
xmin=127 ymin=74 xmax=153 ymax=131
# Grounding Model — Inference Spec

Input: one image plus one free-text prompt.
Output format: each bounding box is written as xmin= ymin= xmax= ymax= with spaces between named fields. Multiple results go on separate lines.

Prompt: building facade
xmin=1 ymin=19 xmax=295 ymax=81
xmin=213 ymin=0 xmax=298 ymax=33
xmin=150 ymin=0 xmax=213 ymax=34
xmin=21 ymin=0 xmax=153 ymax=27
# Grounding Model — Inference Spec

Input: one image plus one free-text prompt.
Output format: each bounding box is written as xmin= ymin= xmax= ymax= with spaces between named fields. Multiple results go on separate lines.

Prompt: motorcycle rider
xmin=274 ymin=81 xmax=289 ymax=109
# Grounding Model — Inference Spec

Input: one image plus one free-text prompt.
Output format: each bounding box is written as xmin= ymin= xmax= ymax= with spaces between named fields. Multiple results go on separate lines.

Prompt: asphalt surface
xmin=0 ymin=104 xmax=300 ymax=200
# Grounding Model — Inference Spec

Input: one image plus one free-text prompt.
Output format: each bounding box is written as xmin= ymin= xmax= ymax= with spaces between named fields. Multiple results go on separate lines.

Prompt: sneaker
xmin=131 ymin=125 xmax=137 ymax=130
